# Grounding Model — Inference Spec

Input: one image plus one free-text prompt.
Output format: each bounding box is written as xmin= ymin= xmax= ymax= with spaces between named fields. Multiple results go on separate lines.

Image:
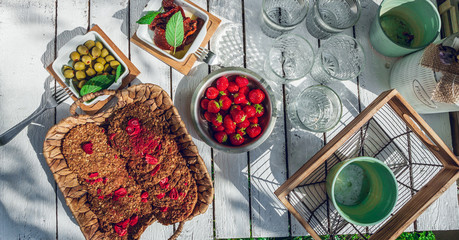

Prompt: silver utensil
xmin=194 ymin=47 xmax=221 ymax=66
xmin=0 ymin=84 xmax=72 ymax=146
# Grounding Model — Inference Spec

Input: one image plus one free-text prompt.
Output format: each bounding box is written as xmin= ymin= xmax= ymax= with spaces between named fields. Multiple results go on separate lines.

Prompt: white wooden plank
xmin=55 ymin=0 xmax=89 ymax=238
xmin=243 ymin=0 xmax=289 ymax=237
xmin=129 ymin=0 xmax=174 ymax=238
xmin=209 ymin=0 xmax=251 ymax=238
xmin=0 ymin=0 xmax=57 ymax=239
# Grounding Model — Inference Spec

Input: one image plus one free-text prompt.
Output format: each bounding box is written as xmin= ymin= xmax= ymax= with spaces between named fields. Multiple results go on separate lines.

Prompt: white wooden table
xmin=1 ymin=0 xmax=458 ymax=239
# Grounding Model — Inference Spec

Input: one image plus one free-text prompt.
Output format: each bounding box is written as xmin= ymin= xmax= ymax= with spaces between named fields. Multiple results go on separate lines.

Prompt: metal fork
xmin=0 ymin=84 xmax=71 ymax=146
xmin=194 ymin=47 xmax=221 ymax=66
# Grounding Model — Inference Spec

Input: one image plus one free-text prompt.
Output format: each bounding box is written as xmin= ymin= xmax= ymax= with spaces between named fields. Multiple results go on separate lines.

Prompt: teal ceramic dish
xmin=326 ymin=156 xmax=398 ymax=226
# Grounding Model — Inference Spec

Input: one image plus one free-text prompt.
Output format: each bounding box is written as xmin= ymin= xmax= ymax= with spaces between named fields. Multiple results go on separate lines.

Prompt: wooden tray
xmin=275 ymin=89 xmax=459 ymax=240
xmin=46 ymin=25 xmax=140 ymax=115
xmin=131 ymin=0 xmax=221 ymax=75
xmin=43 ymin=84 xmax=213 ymax=239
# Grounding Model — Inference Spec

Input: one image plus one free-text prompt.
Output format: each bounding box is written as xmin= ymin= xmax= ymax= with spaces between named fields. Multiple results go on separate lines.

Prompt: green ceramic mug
xmin=326 ymin=157 xmax=398 ymax=226
xmin=369 ymin=0 xmax=441 ymax=57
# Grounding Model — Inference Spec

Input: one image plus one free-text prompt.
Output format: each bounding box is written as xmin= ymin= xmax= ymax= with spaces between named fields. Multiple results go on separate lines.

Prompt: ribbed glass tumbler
xmin=261 ymin=0 xmax=309 ymax=38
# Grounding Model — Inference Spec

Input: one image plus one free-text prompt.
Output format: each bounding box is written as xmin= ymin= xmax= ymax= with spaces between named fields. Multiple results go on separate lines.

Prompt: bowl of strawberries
xmin=191 ymin=67 xmax=277 ymax=153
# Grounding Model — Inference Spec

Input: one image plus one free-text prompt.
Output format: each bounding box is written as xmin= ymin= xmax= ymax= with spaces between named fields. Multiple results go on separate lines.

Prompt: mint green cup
xmin=326 ymin=157 xmax=398 ymax=226
xmin=369 ymin=0 xmax=441 ymax=57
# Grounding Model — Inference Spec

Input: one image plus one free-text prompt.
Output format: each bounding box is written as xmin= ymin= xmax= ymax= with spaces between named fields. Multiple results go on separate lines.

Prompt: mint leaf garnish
xmin=165 ymin=11 xmax=184 ymax=55
xmin=136 ymin=7 xmax=163 ymax=24
xmin=80 ymin=75 xmax=115 ymax=97
xmin=115 ymin=65 xmax=124 ymax=83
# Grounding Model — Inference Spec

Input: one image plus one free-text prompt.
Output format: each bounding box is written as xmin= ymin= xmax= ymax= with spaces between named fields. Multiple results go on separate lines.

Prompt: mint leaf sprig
xmin=136 ymin=7 xmax=163 ymax=24
xmin=165 ymin=11 xmax=184 ymax=55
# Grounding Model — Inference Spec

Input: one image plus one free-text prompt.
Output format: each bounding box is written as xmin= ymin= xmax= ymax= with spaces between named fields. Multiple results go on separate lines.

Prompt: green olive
xmin=86 ymin=68 xmax=96 ymax=77
xmin=81 ymin=55 xmax=92 ymax=65
xmin=84 ymin=40 xmax=95 ymax=49
xmin=91 ymin=47 xmax=101 ymax=58
xmin=78 ymin=80 xmax=87 ymax=89
xmin=73 ymin=61 xmax=86 ymax=71
xmin=63 ymin=69 xmax=75 ymax=78
xmin=100 ymin=48 xmax=109 ymax=58
xmin=109 ymin=60 xmax=120 ymax=69
xmin=75 ymin=70 xmax=86 ymax=80
xmin=105 ymin=55 xmax=115 ymax=62
xmin=70 ymin=51 xmax=80 ymax=61
xmin=103 ymin=63 xmax=112 ymax=72
xmin=95 ymin=41 xmax=103 ymax=50
xmin=94 ymin=62 xmax=104 ymax=73
xmin=62 ymin=65 xmax=72 ymax=71
xmin=77 ymin=45 xmax=89 ymax=55
xmin=96 ymin=57 xmax=106 ymax=65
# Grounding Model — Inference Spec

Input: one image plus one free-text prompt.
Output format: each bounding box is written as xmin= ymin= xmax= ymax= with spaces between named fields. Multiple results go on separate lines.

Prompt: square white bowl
xmin=136 ymin=0 xmax=209 ymax=62
xmin=52 ymin=31 xmax=130 ymax=106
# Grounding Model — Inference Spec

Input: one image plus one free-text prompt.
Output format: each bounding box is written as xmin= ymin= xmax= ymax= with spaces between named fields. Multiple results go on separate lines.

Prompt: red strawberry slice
xmin=204 ymin=111 xmax=216 ymax=122
xmin=114 ymin=225 xmax=127 ymax=236
xmin=145 ymin=154 xmax=158 ymax=165
xmin=214 ymin=131 xmax=228 ymax=143
xmin=247 ymin=124 xmax=262 ymax=138
xmin=159 ymin=177 xmax=169 ymax=189
xmin=200 ymin=98 xmax=210 ymax=110
xmin=235 ymin=76 xmax=249 ymax=88
xmin=233 ymin=93 xmax=248 ymax=105
xmin=243 ymin=105 xmax=256 ymax=118
xmin=231 ymin=109 xmax=247 ymax=123
xmin=216 ymin=76 xmax=229 ymax=91
xmin=207 ymin=100 xmax=221 ymax=113
xmin=160 ymin=206 xmax=168 ymax=212
xmin=126 ymin=125 xmax=141 ymax=136
xmin=237 ymin=119 xmax=250 ymax=129
xmin=239 ymin=86 xmax=250 ymax=96
xmin=229 ymin=133 xmax=245 ymax=145
xmin=88 ymin=172 xmax=99 ymax=178
xmin=156 ymin=193 xmax=165 ymax=199
xmin=128 ymin=118 xmax=140 ymax=127
xmin=129 ymin=215 xmax=139 ymax=226
xmin=211 ymin=113 xmax=223 ymax=127
xmin=151 ymin=164 xmax=161 ymax=176
xmin=113 ymin=187 xmax=127 ymax=201
xmin=254 ymin=104 xmax=265 ymax=117
xmin=249 ymin=89 xmax=265 ymax=104
xmin=227 ymin=82 xmax=239 ymax=93
xmin=81 ymin=142 xmax=93 ymax=154
xmin=206 ymin=87 xmax=219 ymax=99
xmin=141 ymin=191 xmax=149 ymax=199
xmin=169 ymin=188 xmax=179 ymax=200
xmin=219 ymin=95 xmax=232 ymax=110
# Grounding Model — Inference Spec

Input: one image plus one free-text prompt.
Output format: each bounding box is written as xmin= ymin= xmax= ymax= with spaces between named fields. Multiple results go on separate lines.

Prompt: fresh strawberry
xmin=249 ymin=89 xmax=265 ymax=104
xmin=204 ymin=111 xmax=216 ymax=122
xmin=248 ymin=117 xmax=258 ymax=124
xmin=82 ymin=142 xmax=93 ymax=154
xmin=239 ymin=86 xmax=250 ymax=96
xmin=214 ymin=131 xmax=228 ymax=143
xmin=236 ymin=128 xmax=246 ymax=136
xmin=229 ymin=133 xmax=245 ymax=145
xmin=237 ymin=119 xmax=250 ymax=129
xmin=223 ymin=115 xmax=236 ymax=133
xmin=243 ymin=105 xmax=256 ymax=118
xmin=247 ymin=124 xmax=262 ymax=138
xmin=212 ymin=124 xmax=225 ymax=132
xmin=200 ymin=98 xmax=210 ymax=110
xmin=254 ymin=104 xmax=265 ymax=117
xmin=206 ymin=87 xmax=219 ymax=99
xmin=233 ymin=93 xmax=248 ymax=105
xmin=219 ymin=95 xmax=232 ymax=110
xmin=207 ymin=100 xmax=221 ymax=113
xmin=211 ymin=113 xmax=223 ymax=126
xmin=235 ymin=76 xmax=249 ymax=88
xmin=219 ymin=89 xmax=229 ymax=97
xmin=227 ymin=82 xmax=239 ymax=93
xmin=230 ymin=104 xmax=241 ymax=113
xmin=231 ymin=109 xmax=247 ymax=123
xmin=216 ymin=76 xmax=229 ymax=91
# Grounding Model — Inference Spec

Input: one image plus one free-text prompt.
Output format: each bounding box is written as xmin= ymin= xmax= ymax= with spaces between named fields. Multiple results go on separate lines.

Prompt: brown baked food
xmin=43 ymin=84 xmax=213 ymax=240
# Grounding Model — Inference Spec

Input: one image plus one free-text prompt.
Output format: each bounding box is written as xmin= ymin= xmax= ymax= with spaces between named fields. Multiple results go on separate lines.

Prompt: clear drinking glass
xmin=288 ymin=85 xmax=342 ymax=132
xmin=306 ymin=0 xmax=361 ymax=39
xmin=265 ymin=34 xmax=315 ymax=84
xmin=261 ymin=0 xmax=309 ymax=38
xmin=310 ymin=35 xmax=365 ymax=84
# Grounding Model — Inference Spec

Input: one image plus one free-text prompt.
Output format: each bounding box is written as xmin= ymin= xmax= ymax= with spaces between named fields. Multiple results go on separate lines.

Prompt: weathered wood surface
xmin=0 ymin=0 xmax=458 ymax=239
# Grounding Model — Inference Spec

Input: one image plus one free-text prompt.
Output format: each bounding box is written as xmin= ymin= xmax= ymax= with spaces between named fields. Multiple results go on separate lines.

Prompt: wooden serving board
xmin=131 ymin=0 xmax=221 ymax=75
xmin=46 ymin=25 xmax=140 ymax=115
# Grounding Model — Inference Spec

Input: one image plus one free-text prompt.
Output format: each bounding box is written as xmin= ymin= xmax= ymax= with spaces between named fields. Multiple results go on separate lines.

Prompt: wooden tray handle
xmin=401 ymin=113 xmax=441 ymax=152
xmin=69 ymin=89 xmax=117 ymax=116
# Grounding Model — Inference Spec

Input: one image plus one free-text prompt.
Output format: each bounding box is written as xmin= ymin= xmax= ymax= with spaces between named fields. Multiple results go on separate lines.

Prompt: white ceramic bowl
xmin=52 ymin=31 xmax=130 ymax=105
xmin=136 ymin=0 xmax=209 ymax=62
